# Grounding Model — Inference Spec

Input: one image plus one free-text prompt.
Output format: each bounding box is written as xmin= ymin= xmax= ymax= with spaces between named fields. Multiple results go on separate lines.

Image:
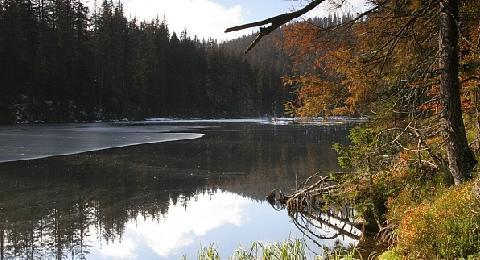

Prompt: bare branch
xmin=225 ymin=0 xmax=326 ymax=53
xmin=307 ymin=3 xmax=384 ymax=33
xmin=460 ymin=76 xmax=480 ymax=85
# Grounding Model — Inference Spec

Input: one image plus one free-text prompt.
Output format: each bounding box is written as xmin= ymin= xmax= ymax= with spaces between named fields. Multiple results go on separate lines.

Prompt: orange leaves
xmin=281 ymin=17 xmax=354 ymax=70
xmin=395 ymin=182 xmax=480 ymax=258
xmin=280 ymin=0 xmax=480 ymax=119
xmin=280 ymin=17 xmax=371 ymax=117
xmin=282 ymin=22 xmax=321 ymax=64
xmin=283 ymin=73 xmax=345 ymax=117
xmin=279 ymin=0 xmax=480 ymax=121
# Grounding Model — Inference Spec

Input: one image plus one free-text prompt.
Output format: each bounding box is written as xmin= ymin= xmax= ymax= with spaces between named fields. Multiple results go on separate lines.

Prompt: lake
xmin=0 ymin=120 xmax=360 ymax=259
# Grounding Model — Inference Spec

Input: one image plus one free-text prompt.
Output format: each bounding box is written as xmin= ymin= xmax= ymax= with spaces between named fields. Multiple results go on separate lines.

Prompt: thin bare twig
xmin=225 ymin=0 xmax=327 ymax=53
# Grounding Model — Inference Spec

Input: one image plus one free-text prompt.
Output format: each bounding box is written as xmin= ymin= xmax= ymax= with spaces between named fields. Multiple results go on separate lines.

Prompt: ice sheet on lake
xmin=0 ymin=117 xmax=366 ymax=163
xmin=0 ymin=123 xmax=204 ymax=163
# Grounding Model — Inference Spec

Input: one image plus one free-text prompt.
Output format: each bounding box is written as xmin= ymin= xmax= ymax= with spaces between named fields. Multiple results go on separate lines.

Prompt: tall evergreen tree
xmin=1 ymin=0 xmax=286 ymax=123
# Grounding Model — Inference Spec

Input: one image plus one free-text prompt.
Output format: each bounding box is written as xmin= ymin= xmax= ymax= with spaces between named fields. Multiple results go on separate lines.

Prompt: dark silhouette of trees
xmin=0 ymin=0 xmax=288 ymax=124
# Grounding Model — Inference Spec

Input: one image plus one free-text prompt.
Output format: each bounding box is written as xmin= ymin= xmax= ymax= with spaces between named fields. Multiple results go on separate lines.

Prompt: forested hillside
xmin=0 ymin=0 xmax=293 ymax=124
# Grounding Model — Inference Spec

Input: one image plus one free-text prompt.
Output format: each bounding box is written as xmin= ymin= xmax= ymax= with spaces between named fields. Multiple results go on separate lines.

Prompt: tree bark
xmin=439 ymin=0 xmax=477 ymax=185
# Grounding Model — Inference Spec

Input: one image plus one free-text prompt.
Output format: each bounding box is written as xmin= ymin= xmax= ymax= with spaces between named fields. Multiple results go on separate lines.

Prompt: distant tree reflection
xmin=0 ymin=124 xmax=352 ymax=258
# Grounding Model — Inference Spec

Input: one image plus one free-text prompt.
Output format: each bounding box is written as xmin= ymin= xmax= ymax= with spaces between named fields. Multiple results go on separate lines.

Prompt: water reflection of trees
xmin=211 ymin=124 xmax=351 ymax=199
xmin=290 ymin=210 xmax=361 ymax=247
xmin=0 ymin=168 xmax=207 ymax=259
xmin=0 ymin=124 xmax=351 ymax=259
xmin=266 ymin=172 xmax=362 ymax=253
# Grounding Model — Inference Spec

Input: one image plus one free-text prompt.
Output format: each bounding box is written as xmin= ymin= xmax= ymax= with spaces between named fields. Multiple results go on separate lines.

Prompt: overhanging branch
xmin=225 ymin=0 xmax=326 ymax=53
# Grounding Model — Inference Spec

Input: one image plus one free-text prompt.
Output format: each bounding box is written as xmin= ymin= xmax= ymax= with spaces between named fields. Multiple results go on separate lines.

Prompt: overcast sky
xmin=88 ymin=0 xmax=370 ymax=40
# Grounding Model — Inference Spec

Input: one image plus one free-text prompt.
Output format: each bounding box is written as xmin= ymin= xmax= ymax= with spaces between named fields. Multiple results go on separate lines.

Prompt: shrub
xmin=395 ymin=178 xmax=480 ymax=259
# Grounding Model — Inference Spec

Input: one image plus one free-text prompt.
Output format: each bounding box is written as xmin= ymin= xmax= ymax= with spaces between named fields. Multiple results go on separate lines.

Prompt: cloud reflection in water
xmin=97 ymin=190 xmax=251 ymax=259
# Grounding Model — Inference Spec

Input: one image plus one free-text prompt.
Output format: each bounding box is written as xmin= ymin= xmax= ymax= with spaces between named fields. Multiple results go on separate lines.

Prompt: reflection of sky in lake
xmin=86 ymin=190 xmax=358 ymax=259
xmin=0 ymin=122 xmax=359 ymax=259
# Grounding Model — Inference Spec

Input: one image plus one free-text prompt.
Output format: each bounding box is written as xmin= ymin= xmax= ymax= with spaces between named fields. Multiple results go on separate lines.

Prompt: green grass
xmin=193 ymin=239 xmax=359 ymax=260
xmin=197 ymin=244 xmax=221 ymax=260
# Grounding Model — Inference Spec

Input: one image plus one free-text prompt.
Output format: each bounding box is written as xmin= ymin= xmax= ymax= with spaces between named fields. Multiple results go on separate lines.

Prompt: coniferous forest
xmin=2 ymin=0 xmax=480 ymax=258
xmin=0 ymin=0 xmax=292 ymax=124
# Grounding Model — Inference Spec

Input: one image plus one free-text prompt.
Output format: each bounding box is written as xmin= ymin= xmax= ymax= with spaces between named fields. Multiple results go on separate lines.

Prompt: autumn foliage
xmin=395 ymin=179 xmax=480 ymax=258
xmin=277 ymin=0 xmax=480 ymax=257
xmin=281 ymin=1 xmax=480 ymax=121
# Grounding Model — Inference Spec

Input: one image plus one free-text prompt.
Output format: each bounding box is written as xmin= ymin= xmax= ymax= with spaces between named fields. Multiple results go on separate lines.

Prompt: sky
xmin=88 ymin=0 xmax=370 ymax=40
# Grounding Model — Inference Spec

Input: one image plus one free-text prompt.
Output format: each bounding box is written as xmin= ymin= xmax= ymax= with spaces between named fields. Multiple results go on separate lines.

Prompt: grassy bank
xmin=194 ymin=239 xmax=358 ymax=260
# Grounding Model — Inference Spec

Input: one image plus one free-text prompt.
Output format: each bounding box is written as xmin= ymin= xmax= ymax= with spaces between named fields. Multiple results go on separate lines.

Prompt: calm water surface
xmin=0 ymin=121 xmax=359 ymax=259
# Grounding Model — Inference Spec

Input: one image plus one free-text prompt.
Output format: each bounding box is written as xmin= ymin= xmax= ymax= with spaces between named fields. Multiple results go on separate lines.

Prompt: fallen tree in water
xmin=266 ymin=174 xmax=336 ymax=213
xmin=266 ymin=173 xmax=363 ymax=243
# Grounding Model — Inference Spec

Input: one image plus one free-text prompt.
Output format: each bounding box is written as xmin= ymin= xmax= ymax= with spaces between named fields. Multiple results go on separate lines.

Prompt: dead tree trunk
xmin=439 ymin=0 xmax=477 ymax=185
